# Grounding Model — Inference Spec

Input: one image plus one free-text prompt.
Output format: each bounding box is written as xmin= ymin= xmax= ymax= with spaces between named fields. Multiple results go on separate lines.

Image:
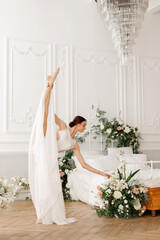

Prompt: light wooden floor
xmin=0 ymin=200 xmax=160 ymax=240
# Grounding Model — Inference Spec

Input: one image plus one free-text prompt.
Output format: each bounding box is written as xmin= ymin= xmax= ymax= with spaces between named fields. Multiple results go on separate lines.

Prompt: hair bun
xmin=69 ymin=121 xmax=75 ymax=127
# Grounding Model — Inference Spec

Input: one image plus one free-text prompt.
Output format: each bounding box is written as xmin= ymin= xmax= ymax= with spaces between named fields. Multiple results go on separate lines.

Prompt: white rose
xmin=65 ymin=169 xmax=69 ymax=174
xmin=118 ymin=120 xmax=123 ymax=125
xmin=111 ymin=121 xmax=114 ymax=125
xmin=126 ymin=205 xmax=129 ymax=208
xmin=0 ymin=187 xmax=4 ymax=194
xmin=124 ymin=127 xmax=131 ymax=133
xmin=106 ymin=128 xmax=112 ymax=134
xmin=133 ymin=199 xmax=141 ymax=210
xmin=106 ymin=189 xmax=111 ymax=194
xmin=113 ymin=191 xmax=122 ymax=199
xmin=100 ymin=123 xmax=104 ymax=130
xmin=59 ymin=162 xmax=63 ymax=167
xmin=124 ymin=200 xmax=128 ymax=204
xmin=105 ymin=200 xmax=109 ymax=204
xmin=118 ymin=204 xmax=124 ymax=210
xmin=3 ymin=179 xmax=8 ymax=186
xmin=11 ymin=177 xmax=16 ymax=182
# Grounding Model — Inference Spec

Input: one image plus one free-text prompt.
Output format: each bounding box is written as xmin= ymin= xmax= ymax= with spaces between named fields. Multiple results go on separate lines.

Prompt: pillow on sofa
xmin=73 ymin=154 xmax=119 ymax=172
xmin=98 ymin=155 xmax=119 ymax=171
xmin=72 ymin=155 xmax=103 ymax=172
xmin=119 ymin=154 xmax=149 ymax=172
xmin=108 ymin=147 xmax=133 ymax=156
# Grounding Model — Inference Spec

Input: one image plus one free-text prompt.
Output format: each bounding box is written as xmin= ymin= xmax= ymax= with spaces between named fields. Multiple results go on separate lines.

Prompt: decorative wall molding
xmin=55 ymin=45 xmax=70 ymax=124
xmin=77 ymin=54 xmax=117 ymax=65
xmin=2 ymin=37 xmax=160 ymax=152
xmin=136 ymin=55 xmax=160 ymax=139
xmin=10 ymin=46 xmax=48 ymax=56
xmin=71 ymin=47 xmax=121 ymax=122
xmin=147 ymin=112 xmax=160 ymax=129
xmin=12 ymin=106 xmax=35 ymax=128
xmin=4 ymin=37 xmax=52 ymax=134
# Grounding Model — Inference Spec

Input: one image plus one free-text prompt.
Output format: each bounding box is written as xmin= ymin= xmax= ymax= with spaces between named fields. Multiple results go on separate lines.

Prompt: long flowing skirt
xmin=28 ymin=90 xmax=77 ymax=225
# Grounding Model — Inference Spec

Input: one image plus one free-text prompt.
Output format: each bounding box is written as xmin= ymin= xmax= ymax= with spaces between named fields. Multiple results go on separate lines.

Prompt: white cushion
xmin=73 ymin=154 xmax=119 ymax=172
xmin=80 ymin=151 xmax=104 ymax=160
xmin=108 ymin=147 xmax=133 ymax=157
xmin=98 ymin=155 xmax=119 ymax=171
xmin=120 ymin=154 xmax=149 ymax=172
xmin=72 ymin=156 xmax=103 ymax=171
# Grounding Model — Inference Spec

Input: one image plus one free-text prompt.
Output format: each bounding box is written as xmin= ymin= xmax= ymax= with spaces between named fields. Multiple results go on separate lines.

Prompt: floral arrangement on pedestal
xmin=94 ymin=156 xmax=149 ymax=218
xmin=90 ymin=105 xmax=141 ymax=153
xmin=0 ymin=176 xmax=17 ymax=210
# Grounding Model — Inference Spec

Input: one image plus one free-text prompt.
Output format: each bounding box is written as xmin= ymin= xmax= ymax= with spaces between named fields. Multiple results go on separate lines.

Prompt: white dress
xmin=57 ymin=128 xmax=76 ymax=152
xmin=28 ymin=90 xmax=77 ymax=225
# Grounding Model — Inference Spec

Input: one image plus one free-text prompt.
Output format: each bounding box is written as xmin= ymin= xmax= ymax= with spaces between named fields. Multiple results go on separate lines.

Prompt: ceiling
xmin=148 ymin=0 xmax=160 ymax=13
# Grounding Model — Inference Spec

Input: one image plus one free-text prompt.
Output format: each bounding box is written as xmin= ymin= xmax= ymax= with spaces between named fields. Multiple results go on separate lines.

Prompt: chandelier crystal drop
xmin=96 ymin=0 xmax=149 ymax=64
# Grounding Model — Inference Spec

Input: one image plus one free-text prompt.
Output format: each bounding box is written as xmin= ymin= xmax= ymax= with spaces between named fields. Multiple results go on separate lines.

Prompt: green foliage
xmin=94 ymin=168 xmax=149 ymax=218
xmin=125 ymin=169 xmax=140 ymax=183
xmin=91 ymin=105 xmax=141 ymax=153
xmin=58 ymin=150 xmax=75 ymax=201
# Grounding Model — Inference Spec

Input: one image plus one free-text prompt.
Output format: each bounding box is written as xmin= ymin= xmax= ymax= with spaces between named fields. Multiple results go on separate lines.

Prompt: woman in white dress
xmin=28 ymin=68 xmax=111 ymax=225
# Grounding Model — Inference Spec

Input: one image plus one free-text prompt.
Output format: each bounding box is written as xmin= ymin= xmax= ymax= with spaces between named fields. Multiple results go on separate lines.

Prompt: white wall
xmin=0 ymin=0 xmax=160 ymax=177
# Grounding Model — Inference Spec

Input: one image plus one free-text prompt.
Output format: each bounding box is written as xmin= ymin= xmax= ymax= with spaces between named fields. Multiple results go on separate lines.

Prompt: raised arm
xmin=73 ymin=142 xmax=111 ymax=178
xmin=55 ymin=114 xmax=67 ymax=130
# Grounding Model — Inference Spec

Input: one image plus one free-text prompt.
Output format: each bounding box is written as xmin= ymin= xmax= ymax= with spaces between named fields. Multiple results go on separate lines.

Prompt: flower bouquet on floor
xmin=0 ymin=176 xmax=16 ymax=210
xmin=11 ymin=176 xmax=30 ymax=191
xmin=94 ymin=156 xmax=149 ymax=218
xmin=11 ymin=176 xmax=31 ymax=200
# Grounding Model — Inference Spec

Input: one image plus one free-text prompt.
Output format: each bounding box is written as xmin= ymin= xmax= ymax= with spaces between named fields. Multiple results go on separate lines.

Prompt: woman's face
xmin=77 ymin=121 xmax=87 ymax=132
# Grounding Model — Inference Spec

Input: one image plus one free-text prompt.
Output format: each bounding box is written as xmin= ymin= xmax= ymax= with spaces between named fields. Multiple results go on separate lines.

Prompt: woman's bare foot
xmin=46 ymin=68 xmax=60 ymax=88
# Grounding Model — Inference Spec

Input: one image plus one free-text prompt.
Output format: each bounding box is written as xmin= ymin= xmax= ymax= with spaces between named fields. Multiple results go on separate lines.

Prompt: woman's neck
xmin=69 ymin=126 xmax=78 ymax=138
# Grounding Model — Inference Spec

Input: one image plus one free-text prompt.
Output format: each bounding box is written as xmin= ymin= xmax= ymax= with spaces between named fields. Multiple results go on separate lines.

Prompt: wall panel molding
xmin=137 ymin=56 xmax=160 ymax=135
xmin=2 ymin=38 xmax=160 ymax=153
xmin=71 ymin=47 xmax=121 ymax=122
xmin=135 ymin=55 xmax=160 ymax=149
xmin=4 ymin=37 xmax=52 ymax=134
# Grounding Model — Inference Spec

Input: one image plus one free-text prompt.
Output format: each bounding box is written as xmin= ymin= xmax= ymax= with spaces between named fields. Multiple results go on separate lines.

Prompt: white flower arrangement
xmin=0 ymin=176 xmax=16 ymax=210
xmin=94 ymin=160 xmax=149 ymax=218
xmin=58 ymin=150 xmax=75 ymax=201
xmin=90 ymin=106 xmax=141 ymax=153
xmin=11 ymin=176 xmax=29 ymax=191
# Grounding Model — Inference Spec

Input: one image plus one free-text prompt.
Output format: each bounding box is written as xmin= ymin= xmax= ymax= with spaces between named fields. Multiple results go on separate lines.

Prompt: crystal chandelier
xmin=95 ymin=0 xmax=149 ymax=64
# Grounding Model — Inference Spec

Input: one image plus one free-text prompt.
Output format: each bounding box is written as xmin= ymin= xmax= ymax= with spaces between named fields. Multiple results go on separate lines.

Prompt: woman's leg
xmin=43 ymin=68 xmax=60 ymax=136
